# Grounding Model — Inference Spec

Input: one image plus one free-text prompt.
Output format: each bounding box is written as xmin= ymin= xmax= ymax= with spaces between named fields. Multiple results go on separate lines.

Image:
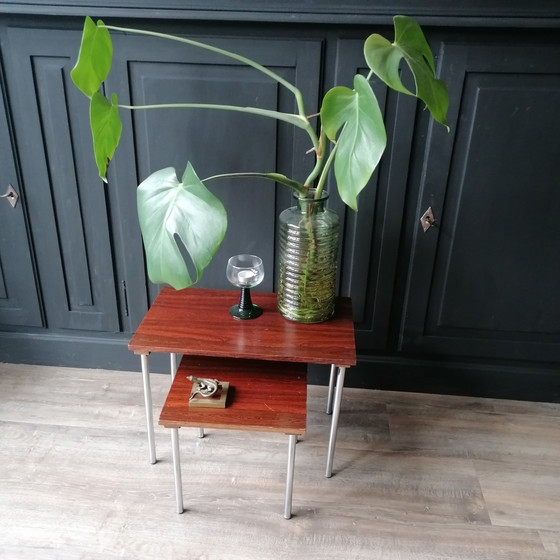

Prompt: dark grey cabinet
xmin=0 ymin=4 xmax=559 ymax=401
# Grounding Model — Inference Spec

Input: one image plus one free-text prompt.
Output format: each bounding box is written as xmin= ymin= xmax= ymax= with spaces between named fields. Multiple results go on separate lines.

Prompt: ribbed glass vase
xmin=277 ymin=190 xmax=339 ymax=323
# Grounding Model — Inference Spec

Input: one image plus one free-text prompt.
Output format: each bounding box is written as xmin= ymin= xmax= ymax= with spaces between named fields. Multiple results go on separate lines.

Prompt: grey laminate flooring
xmin=0 ymin=363 xmax=559 ymax=559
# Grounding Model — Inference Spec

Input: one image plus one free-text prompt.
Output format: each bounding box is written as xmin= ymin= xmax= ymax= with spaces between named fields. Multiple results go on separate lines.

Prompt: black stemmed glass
xmin=226 ymin=254 xmax=265 ymax=320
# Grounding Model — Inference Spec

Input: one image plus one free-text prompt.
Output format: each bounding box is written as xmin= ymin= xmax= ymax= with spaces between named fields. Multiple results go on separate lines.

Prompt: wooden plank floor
xmin=1 ymin=363 xmax=559 ymax=560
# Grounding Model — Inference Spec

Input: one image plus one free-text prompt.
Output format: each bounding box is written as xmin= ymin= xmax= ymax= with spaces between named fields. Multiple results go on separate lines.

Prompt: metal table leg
xmin=325 ymin=366 xmax=346 ymax=478
xmin=326 ymin=364 xmax=337 ymax=414
xmin=171 ymin=427 xmax=184 ymax=514
xmin=284 ymin=434 xmax=297 ymax=519
xmin=172 ymin=353 xmax=205 ymax=439
xmin=140 ymin=354 xmax=156 ymax=464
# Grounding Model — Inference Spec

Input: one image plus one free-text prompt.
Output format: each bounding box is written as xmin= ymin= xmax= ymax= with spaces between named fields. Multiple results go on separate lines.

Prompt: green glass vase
xmin=277 ymin=190 xmax=339 ymax=323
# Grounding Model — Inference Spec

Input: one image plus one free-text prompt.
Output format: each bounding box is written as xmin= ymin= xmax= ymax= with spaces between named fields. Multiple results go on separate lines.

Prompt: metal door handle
xmin=420 ymin=206 xmax=437 ymax=232
xmin=1 ymin=184 xmax=19 ymax=208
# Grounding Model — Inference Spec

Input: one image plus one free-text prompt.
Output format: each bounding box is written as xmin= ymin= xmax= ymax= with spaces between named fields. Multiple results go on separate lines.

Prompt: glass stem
xmin=239 ymin=287 xmax=253 ymax=311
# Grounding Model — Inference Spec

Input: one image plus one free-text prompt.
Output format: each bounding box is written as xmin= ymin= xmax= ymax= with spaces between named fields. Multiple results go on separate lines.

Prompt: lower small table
xmin=159 ymin=355 xmax=307 ymax=518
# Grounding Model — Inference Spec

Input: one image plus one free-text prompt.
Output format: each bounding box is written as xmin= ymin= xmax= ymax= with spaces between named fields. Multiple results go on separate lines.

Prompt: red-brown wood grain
xmin=159 ymin=355 xmax=307 ymax=434
xmin=129 ymin=288 xmax=356 ymax=367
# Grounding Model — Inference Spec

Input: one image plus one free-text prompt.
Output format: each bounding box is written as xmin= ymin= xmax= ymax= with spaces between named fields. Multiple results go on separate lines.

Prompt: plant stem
xmin=303 ymin=128 xmax=326 ymax=190
xmin=104 ymin=24 xmax=308 ymax=117
xmin=118 ymin=102 xmax=310 ymax=130
xmin=104 ymin=24 xmax=321 ymax=176
xmin=202 ymin=172 xmax=307 ymax=196
xmin=314 ymin=140 xmax=338 ymax=200
xmin=103 ymin=23 xmax=323 ymax=187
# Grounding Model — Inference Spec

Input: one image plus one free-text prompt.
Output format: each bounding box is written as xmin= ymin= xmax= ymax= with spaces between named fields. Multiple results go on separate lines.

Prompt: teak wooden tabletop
xmin=159 ymin=356 xmax=307 ymax=435
xmin=128 ymin=288 xmax=356 ymax=367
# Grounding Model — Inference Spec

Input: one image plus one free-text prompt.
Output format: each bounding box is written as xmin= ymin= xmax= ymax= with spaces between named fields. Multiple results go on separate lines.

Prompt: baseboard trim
xmin=2 ymin=331 xmax=559 ymax=402
xmin=0 ymin=331 xmax=172 ymax=373
xmin=309 ymin=354 xmax=560 ymax=403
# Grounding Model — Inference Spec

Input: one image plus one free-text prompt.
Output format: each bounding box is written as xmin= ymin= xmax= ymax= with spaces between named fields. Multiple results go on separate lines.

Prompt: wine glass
xmin=226 ymin=254 xmax=264 ymax=319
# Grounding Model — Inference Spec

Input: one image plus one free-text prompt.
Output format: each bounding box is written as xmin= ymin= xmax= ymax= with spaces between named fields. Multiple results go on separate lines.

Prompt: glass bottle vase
xmin=277 ymin=190 xmax=339 ymax=323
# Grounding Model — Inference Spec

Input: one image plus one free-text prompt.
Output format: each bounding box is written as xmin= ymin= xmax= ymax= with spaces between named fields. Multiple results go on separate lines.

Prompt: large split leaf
xmin=90 ymin=92 xmax=122 ymax=181
xmin=137 ymin=164 xmax=227 ymax=290
xmin=320 ymin=74 xmax=387 ymax=210
xmin=364 ymin=15 xmax=449 ymax=128
xmin=71 ymin=17 xmax=112 ymax=98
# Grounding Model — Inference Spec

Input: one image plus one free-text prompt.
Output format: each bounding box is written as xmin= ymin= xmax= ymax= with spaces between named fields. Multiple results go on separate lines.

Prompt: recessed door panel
xmin=4 ymin=28 xmax=120 ymax=332
xmin=400 ymin=42 xmax=560 ymax=363
xmin=104 ymin=33 xmax=322 ymax=322
xmin=0 ymin=87 xmax=42 ymax=328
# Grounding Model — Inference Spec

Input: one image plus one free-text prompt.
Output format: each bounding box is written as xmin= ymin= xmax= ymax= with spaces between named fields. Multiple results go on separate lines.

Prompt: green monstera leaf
xmin=320 ymin=74 xmax=387 ymax=210
xmin=137 ymin=164 xmax=227 ymax=290
xmin=364 ymin=15 xmax=449 ymax=128
xmin=72 ymin=17 xmax=121 ymax=180
xmin=71 ymin=17 xmax=112 ymax=98
xmin=90 ymin=92 xmax=122 ymax=180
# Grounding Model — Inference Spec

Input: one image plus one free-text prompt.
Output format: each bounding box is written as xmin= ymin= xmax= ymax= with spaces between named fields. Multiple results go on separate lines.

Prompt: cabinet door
xmin=3 ymin=27 xmax=120 ymax=332
xmin=0 ymin=85 xmax=42 ymax=328
xmin=399 ymin=41 xmax=560 ymax=363
xmin=104 ymin=31 xmax=322 ymax=326
xmin=329 ymin=37 xmax=417 ymax=352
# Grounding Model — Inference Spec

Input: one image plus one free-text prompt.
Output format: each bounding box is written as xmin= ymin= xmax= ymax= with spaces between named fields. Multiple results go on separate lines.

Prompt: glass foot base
xmin=229 ymin=304 xmax=263 ymax=320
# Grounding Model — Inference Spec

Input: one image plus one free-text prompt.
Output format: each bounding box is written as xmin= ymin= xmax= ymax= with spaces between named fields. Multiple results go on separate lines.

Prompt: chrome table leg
xmin=170 ymin=352 xmax=177 ymax=380
xmin=284 ymin=434 xmax=297 ymax=519
xmin=325 ymin=366 xmax=346 ymax=478
xmin=140 ymin=354 xmax=156 ymax=464
xmin=174 ymin=353 xmax=204 ymax=438
xmin=171 ymin=428 xmax=184 ymax=513
xmin=326 ymin=364 xmax=337 ymax=414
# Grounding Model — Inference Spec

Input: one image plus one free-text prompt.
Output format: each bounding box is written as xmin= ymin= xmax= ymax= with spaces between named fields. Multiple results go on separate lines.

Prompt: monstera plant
xmin=72 ymin=15 xmax=449 ymax=292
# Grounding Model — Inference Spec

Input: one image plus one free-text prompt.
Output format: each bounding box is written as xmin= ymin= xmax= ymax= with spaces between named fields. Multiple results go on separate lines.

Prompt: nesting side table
xmin=128 ymin=288 xmax=356 ymax=481
xmin=159 ymin=355 xmax=307 ymax=518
